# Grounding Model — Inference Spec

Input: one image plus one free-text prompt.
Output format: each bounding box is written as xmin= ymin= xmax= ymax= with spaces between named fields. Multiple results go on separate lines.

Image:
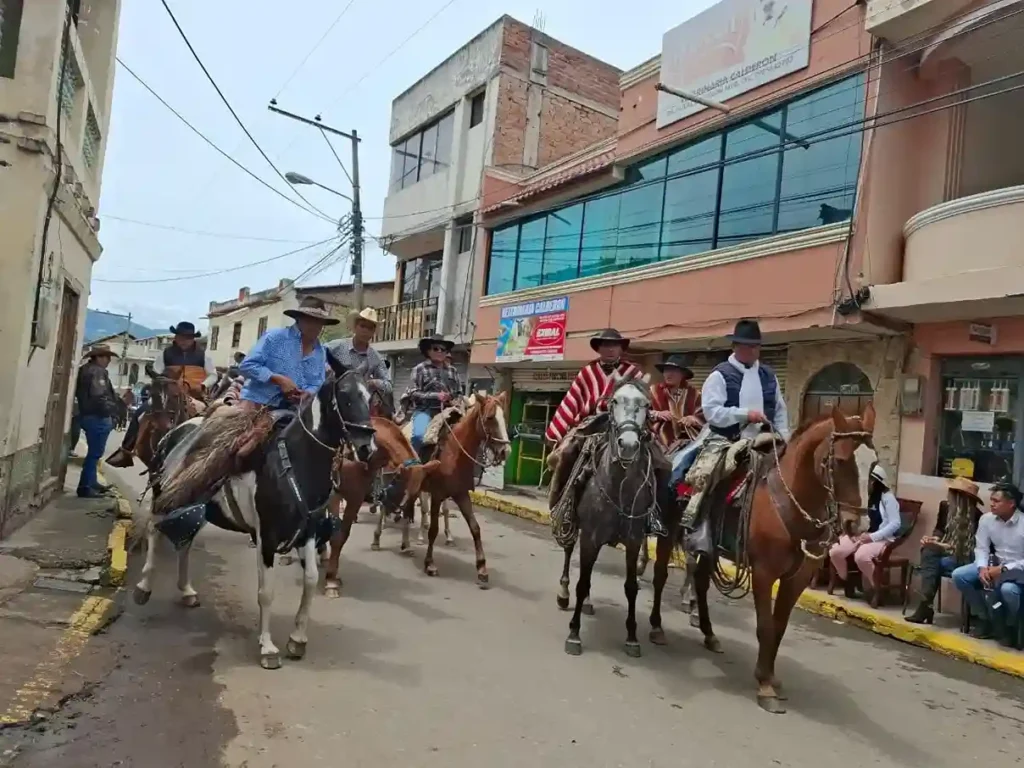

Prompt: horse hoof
xmin=370 ymin=540 xmax=381 ymax=551
xmin=324 ymin=581 xmax=341 ymax=599
xmin=564 ymin=638 xmax=583 ymax=656
xmin=477 ymin=573 xmax=490 ymax=590
xmin=649 ymin=628 xmax=668 ymax=646
xmin=689 ymin=613 xmax=701 ymax=629
xmin=624 ymin=641 xmax=642 ymax=658
xmin=132 ymin=587 xmax=151 ymax=606
xmin=703 ymin=635 xmax=724 ymax=654
xmin=757 ymin=695 xmax=787 ymax=715
xmin=581 ymin=602 xmax=595 ymax=616
xmin=400 ymin=546 xmax=415 ymax=557
xmin=260 ymin=653 xmax=282 ymax=670
xmin=180 ymin=594 xmax=200 ymax=609
xmin=286 ymin=639 xmax=307 ymax=660
xmin=425 ymin=563 xmax=438 ymax=577
xmin=556 ymin=595 xmax=570 ymax=611
xmin=444 ymin=537 xmax=455 ymax=547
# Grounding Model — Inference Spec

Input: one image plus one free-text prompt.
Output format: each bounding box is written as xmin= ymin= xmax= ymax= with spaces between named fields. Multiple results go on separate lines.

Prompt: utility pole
xmin=267 ymin=104 xmax=364 ymax=308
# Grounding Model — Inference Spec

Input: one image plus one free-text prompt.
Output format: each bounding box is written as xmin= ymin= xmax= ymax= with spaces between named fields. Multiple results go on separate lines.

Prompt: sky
xmin=89 ymin=0 xmax=713 ymax=329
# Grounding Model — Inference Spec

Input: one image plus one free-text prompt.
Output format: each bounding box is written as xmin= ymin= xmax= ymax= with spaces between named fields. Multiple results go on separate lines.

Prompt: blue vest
xmin=708 ymin=360 xmax=778 ymax=440
xmin=866 ymin=499 xmax=882 ymax=534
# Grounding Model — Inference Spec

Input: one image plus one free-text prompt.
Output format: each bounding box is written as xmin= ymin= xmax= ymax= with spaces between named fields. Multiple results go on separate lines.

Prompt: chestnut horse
xmin=322 ymin=417 xmax=439 ymax=597
xmin=647 ymin=404 xmax=875 ymax=714
xmin=419 ymin=392 xmax=511 ymax=586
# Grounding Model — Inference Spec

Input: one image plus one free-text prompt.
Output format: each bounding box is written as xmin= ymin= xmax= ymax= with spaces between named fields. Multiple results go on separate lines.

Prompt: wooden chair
xmin=829 ymin=498 xmax=922 ymax=608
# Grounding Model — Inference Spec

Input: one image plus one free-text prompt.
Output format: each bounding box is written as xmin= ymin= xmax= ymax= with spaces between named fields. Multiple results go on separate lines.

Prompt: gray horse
xmin=561 ymin=372 xmax=658 ymax=658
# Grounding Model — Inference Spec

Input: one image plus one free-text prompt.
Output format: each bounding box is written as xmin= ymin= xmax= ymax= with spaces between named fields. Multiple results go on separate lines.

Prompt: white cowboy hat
xmin=869 ymin=464 xmax=889 ymax=487
xmin=352 ymin=307 xmax=379 ymax=325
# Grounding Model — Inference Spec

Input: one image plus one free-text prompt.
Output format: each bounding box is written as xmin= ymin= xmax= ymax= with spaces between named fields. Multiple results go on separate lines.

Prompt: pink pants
xmin=829 ymin=536 xmax=890 ymax=588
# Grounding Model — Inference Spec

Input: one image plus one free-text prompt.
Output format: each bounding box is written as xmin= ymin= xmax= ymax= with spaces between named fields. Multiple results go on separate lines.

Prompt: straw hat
xmin=352 ymin=307 xmax=379 ymax=326
xmin=948 ymin=476 xmax=982 ymax=504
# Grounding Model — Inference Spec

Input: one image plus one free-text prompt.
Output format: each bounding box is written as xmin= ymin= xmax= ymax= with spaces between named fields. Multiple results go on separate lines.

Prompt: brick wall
xmin=492 ymin=76 xmax=529 ymax=170
xmin=537 ymin=90 xmax=617 ymax=168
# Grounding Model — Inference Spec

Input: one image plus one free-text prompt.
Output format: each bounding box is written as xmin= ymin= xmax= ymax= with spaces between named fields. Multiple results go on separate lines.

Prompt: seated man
xmin=905 ymin=477 xmax=983 ymax=624
xmin=952 ymin=480 xmax=1024 ymax=641
xmin=403 ymin=334 xmax=462 ymax=455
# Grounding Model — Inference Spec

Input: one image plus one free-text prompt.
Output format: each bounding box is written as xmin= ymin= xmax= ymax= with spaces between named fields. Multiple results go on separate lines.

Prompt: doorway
xmin=41 ymin=283 xmax=80 ymax=483
xmin=801 ymin=362 xmax=873 ymax=422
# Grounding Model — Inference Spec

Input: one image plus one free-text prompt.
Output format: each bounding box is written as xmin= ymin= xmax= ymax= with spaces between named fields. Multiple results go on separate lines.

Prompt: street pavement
xmin=3 ymin=432 xmax=1024 ymax=767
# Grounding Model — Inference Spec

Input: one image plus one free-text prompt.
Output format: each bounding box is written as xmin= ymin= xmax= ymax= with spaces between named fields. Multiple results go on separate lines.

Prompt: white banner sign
xmin=657 ymin=0 xmax=814 ymax=129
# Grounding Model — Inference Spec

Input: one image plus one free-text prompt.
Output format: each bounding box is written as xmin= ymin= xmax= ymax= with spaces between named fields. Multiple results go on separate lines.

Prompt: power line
xmin=272 ymin=0 xmax=359 ymax=100
xmin=92 ymin=237 xmax=341 ymax=284
xmin=157 ymin=0 xmax=336 ymax=224
xmin=321 ymin=128 xmax=354 ymax=188
xmin=101 ymin=214 xmax=322 ymax=243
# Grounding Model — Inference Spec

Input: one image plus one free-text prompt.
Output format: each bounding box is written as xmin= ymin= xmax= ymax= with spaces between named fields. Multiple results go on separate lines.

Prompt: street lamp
xmin=284 ymin=171 xmax=353 ymax=203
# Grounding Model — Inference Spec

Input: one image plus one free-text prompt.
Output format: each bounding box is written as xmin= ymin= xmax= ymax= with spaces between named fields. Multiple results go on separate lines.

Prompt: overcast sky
xmin=89 ymin=0 xmax=712 ymax=329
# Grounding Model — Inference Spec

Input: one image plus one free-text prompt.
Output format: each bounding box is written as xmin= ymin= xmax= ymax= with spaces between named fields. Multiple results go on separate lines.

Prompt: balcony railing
xmin=375 ymin=297 xmax=438 ymax=343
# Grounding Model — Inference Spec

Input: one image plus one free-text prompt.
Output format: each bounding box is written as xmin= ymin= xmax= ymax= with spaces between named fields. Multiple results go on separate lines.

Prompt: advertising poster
xmin=495 ymin=296 xmax=568 ymax=363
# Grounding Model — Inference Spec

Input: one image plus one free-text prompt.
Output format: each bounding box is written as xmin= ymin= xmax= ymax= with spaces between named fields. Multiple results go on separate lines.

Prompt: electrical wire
xmin=157 ymin=0 xmax=336 ymax=224
xmin=102 ymin=215 xmax=322 ymax=243
xmin=272 ymin=0 xmax=359 ymax=101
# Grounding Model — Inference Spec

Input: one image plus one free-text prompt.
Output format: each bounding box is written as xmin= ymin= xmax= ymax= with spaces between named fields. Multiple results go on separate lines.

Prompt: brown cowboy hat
xmin=284 ymin=297 xmax=340 ymax=325
xmin=948 ymin=476 xmax=982 ymax=504
xmin=84 ymin=344 xmax=119 ymax=360
xmin=418 ymin=333 xmax=454 ymax=356
xmin=590 ymin=328 xmax=630 ymax=352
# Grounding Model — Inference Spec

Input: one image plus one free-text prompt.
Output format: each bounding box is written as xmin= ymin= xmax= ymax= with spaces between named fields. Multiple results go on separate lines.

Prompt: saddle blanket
xmin=400 ymin=403 xmax=468 ymax=447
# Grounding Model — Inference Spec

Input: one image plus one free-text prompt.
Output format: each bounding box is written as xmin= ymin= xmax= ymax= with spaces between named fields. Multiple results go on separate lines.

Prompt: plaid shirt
xmin=325 ymin=337 xmax=392 ymax=394
xmin=403 ymin=361 xmax=463 ymax=414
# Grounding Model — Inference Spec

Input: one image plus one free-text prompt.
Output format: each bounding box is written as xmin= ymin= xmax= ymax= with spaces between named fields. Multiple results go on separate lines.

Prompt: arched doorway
xmin=801 ymin=362 xmax=873 ymax=421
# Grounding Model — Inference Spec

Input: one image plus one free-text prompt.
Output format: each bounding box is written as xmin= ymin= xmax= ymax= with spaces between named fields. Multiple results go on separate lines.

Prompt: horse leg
xmin=648 ymin=535 xmax=674 ymax=645
xmin=371 ymin=495 xmax=386 ymax=550
xmin=565 ymin=538 xmax=599 ymax=655
xmin=557 ymin=542 xmax=574 ymax=610
xmin=287 ymin=537 xmax=318 ymax=660
xmin=176 ymin=540 xmax=200 ymax=608
xmin=256 ymin=534 xmax=281 ymax=670
xmin=423 ymin=494 xmax=441 ymax=577
xmin=694 ymin=555 xmax=722 ymax=653
xmin=133 ymin=518 xmax=160 ymax=605
xmin=443 ymin=499 xmax=454 ymax=546
xmin=767 ymin=559 xmax=815 ymax=702
xmin=752 ymin=566 xmax=783 ymax=713
xmin=453 ymin=492 xmax=489 ymax=588
xmin=681 ymin=551 xmax=698 ymax=618
xmin=417 ymin=493 xmax=429 ymax=544
xmin=400 ymin=494 xmax=415 ymax=555
xmin=623 ymin=540 xmax=642 ymax=657
xmin=325 ymin=493 xmax=359 ymax=598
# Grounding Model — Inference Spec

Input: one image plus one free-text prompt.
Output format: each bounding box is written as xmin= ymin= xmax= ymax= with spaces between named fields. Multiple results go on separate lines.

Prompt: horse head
xmin=470 ymin=390 xmax=511 ymax=463
xmin=817 ymin=402 xmax=877 ymax=523
xmin=320 ymin=350 xmax=377 ymax=463
xmin=607 ymin=372 xmax=653 ymax=462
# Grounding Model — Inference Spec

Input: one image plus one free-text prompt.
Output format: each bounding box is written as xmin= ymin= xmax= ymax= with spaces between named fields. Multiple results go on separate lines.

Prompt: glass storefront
xmin=938 ymin=356 xmax=1023 ymax=485
xmin=485 ymin=72 xmax=866 ymax=296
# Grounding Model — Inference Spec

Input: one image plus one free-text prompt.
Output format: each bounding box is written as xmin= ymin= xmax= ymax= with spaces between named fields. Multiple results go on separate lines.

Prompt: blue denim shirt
xmin=239 ymin=325 xmax=326 ymax=407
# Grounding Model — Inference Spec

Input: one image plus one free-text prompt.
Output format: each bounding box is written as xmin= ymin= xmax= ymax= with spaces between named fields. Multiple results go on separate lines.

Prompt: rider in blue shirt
xmin=239 ymin=297 xmax=338 ymax=408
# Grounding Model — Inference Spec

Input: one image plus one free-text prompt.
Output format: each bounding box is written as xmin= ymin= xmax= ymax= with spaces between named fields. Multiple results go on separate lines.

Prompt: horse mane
xmin=369 ymin=416 xmax=416 ymax=462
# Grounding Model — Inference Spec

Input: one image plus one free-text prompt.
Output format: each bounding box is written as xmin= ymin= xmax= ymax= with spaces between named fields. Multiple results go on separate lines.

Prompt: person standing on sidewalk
xmin=74 ymin=345 xmax=120 ymax=498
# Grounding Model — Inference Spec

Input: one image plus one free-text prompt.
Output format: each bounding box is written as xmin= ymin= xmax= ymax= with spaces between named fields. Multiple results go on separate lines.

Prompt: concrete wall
xmin=207 ymin=290 xmax=296 ymax=369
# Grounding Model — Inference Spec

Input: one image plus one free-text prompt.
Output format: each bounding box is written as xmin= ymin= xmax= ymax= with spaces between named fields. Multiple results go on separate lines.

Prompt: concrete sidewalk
xmin=469 ymin=486 xmax=1024 ymax=681
xmin=0 ymin=464 xmax=127 ymax=726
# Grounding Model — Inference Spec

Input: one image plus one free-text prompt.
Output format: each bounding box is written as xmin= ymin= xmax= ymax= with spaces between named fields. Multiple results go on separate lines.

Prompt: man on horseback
xmin=325 ymin=307 xmax=392 ymax=410
xmin=404 ymin=334 xmax=463 ymax=454
xmin=107 ymin=321 xmax=217 ymax=467
xmin=676 ymin=318 xmax=791 ymax=531
xmin=545 ymin=328 xmax=668 ymax=536
xmin=651 ymin=354 xmax=703 ymax=451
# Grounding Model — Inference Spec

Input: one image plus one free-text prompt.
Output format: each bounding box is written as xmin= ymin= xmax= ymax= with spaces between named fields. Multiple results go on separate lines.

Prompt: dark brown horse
xmin=647 ymin=404 xmax=875 ymax=714
xmin=418 ymin=392 xmax=511 ymax=586
xmin=133 ymin=376 xmax=197 ymax=472
xmin=322 ymin=417 xmax=439 ymax=597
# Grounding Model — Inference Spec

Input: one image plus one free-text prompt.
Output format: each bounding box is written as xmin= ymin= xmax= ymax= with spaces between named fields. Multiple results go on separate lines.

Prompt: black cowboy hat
xmin=418 ymin=333 xmax=455 ymax=356
xmin=169 ymin=321 xmax=201 ymax=338
xmin=728 ymin=318 xmax=762 ymax=345
xmin=655 ymin=353 xmax=694 ymax=378
xmin=589 ymin=328 xmax=630 ymax=352
xmin=284 ymin=296 xmax=340 ymax=325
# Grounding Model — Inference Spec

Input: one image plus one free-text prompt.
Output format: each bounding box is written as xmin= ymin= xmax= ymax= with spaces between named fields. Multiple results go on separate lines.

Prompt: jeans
xmin=410 ymin=411 xmax=432 ymax=451
xmin=79 ymin=414 xmax=113 ymax=492
xmin=996 ymin=580 xmax=1023 ymax=621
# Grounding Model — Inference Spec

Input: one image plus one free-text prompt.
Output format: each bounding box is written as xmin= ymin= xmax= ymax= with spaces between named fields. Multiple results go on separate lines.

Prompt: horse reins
xmin=441 ymin=400 xmax=510 ymax=470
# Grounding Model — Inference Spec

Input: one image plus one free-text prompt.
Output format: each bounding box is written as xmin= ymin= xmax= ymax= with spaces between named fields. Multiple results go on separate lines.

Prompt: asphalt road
xmin=4 ymin=438 xmax=1024 ymax=767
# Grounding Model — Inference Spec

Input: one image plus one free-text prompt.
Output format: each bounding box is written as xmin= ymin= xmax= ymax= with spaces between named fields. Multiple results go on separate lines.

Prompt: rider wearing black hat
xmin=403 ymin=334 xmax=463 ymax=452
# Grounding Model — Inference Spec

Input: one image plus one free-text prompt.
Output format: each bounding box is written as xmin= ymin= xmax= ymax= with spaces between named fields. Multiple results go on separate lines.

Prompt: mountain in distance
xmin=84 ymin=309 xmax=163 ymax=343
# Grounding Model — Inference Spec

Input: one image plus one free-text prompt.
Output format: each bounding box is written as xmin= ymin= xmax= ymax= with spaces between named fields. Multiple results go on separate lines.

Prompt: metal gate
xmin=41 ymin=282 xmax=79 ymax=482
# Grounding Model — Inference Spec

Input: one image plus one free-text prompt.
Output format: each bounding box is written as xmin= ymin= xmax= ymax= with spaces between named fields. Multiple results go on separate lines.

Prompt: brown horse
xmin=419 ymin=392 xmax=511 ymax=586
xmin=322 ymin=417 xmax=439 ymax=597
xmin=648 ymin=404 xmax=875 ymax=714
xmin=133 ymin=376 xmax=196 ymax=471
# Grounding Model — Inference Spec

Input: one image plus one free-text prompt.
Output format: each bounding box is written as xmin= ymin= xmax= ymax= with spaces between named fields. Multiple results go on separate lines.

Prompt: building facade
xmin=0 ymin=1 xmax=120 ymax=535
xmin=206 ymin=279 xmax=393 ymax=369
xmin=376 ymin=15 xmax=623 ymax=395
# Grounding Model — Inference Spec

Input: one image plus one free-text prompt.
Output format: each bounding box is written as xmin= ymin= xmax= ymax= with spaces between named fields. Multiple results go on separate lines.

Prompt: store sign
xmin=657 ymin=0 xmax=813 ymax=128
xmin=496 ymin=296 xmax=568 ymax=363
xmin=968 ymin=322 xmax=997 ymax=345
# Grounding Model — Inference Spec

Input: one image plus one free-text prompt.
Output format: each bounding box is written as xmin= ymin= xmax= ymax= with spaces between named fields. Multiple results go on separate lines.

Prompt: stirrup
xmin=648 ymin=514 xmax=668 ymax=538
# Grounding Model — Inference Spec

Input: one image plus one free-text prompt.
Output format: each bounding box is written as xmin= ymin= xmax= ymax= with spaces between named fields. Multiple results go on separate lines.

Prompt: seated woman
xmin=828 ymin=464 xmax=901 ymax=601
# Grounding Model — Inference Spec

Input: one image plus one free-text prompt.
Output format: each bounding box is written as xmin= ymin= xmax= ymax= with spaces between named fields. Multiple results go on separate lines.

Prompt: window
xmin=389 ymin=111 xmax=455 ymax=192
xmin=456 ymin=217 xmax=473 ymax=253
xmin=400 ymin=254 xmax=442 ymax=302
xmin=938 ymin=357 xmax=1023 ymax=485
xmin=209 ymin=326 xmax=219 ymax=351
xmin=257 ymin=316 xmax=268 ymax=338
xmin=469 ymin=92 xmax=485 ymax=128
xmin=58 ymin=52 xmax=82 ymax=119
xmin=483 ymin=74 xmax=865 ymax=295
xmin=83 ymin=107 xmax=101 ymax=168
xmin=0 ymin=0 xmax=25 ymax=79
xmin=231 ymin=322 xmax=242 ymax=349
xmin=801 ymin=363 xmax=873 ymax=421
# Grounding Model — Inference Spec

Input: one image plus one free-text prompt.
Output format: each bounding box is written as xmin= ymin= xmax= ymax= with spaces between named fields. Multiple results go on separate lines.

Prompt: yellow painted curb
xmin=470 ymin=490 xmax=550 ymax=525
xmin=97 ymin=470 xmax=132 ymax=587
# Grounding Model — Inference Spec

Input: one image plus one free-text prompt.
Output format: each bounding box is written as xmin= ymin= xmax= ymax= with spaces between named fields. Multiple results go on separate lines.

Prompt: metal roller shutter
xmin=761 ymin=346 xmax=789 ymax=395
xmin=662 ymin=346 xmax=789 ymax=393
xmin=510 ymin=366 xmax=576 ymax=393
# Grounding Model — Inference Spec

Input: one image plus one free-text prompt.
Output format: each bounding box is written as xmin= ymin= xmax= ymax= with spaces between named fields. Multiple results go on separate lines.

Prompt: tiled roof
xmin=481 ymin=150 xmax=618 ymax=215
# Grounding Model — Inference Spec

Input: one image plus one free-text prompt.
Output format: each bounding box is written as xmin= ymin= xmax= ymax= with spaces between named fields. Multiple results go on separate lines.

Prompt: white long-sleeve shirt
xmin=974 ymin=510 xmax=1024 ymax=569
xmin=701 ymin=354 xmax=790 ymax=441
xmin=152 ymin=348 xmax=219 ymax=389
xmin=869 ymin=491 xmax=902 ymax=542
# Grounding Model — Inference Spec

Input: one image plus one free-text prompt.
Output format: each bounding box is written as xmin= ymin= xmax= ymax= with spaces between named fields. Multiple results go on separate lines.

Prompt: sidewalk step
xmin=32 ymin=576 xmax=93 ymax=595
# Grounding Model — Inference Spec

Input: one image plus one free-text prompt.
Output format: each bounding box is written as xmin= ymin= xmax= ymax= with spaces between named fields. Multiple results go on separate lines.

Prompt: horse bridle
xmin=296 ymin=370 xmax=376 ymax=461
xmin=443 ymin=398 xmax=511 ymax=469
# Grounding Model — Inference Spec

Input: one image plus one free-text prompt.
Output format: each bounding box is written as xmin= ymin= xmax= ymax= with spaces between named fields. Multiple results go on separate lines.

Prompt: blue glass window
xmin=542 ymin=204 xmax=583 ymax=284
xmin=580 ymin=195 xmax=620 ymax=278
xmin=717 ymin=110 xmax=783 ymax=248
xmin=660 ymin=135 xmax=721 ymax=260
xmin=486 ymin=225 xmax=518 ymax=295
xmin=616 ymin=156 xmax=666 ymax=269
xmin=514 ymin=218 xmax=546 ymax=291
